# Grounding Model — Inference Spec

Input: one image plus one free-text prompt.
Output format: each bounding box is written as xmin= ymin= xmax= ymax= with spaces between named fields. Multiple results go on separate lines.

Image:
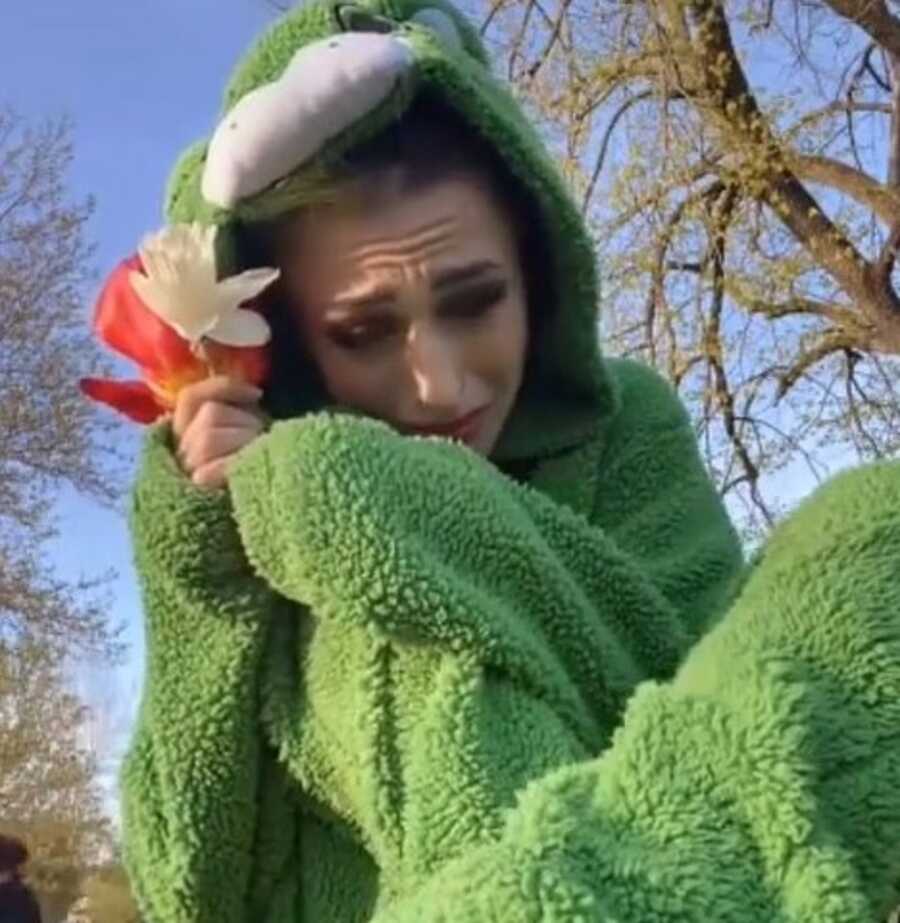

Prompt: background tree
xmin=78 ymin=862 xmax=141 ymax=923
xmin=1 ymin=643 xmax=113 ymax=921
xmin=0 ymin=106 xmax=123 ymax=919
xmin=476 ymin=0 xmax=900 ymax=533
xmin=0 ymin=106 xmax=123 ymax=656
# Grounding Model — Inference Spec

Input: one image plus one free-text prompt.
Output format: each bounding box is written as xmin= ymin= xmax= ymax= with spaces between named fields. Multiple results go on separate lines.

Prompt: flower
xmin=131 ymin=223 xmax=277 ymax=347
xmin=79 ymin=224 xmax=278 ymax=423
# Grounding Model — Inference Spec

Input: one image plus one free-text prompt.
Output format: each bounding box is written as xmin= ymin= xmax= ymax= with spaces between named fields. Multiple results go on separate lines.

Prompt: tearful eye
xmin=327 ymin=315 xmax=398 ymax=350
xmin=440 ymin=280 xmax=508 ymax=319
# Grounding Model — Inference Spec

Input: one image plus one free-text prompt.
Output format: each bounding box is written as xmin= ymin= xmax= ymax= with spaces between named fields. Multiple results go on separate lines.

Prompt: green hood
xmin=162 ymin=0 xmax=617 ymax=462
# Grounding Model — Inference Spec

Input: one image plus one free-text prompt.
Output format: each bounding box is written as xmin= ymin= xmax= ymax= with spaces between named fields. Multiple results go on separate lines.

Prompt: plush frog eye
xmin=202 ymin=33 xmax=414 ymax=208
xmin=334 ymin=4 xmax=396 ymax=33
xmin=408 ymin=8 xmax=464 ymax=52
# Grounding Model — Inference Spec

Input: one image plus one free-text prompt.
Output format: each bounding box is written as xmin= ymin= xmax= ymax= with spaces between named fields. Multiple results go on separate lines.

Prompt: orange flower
xmin=80 ymin=228 xmax=277 ymax=423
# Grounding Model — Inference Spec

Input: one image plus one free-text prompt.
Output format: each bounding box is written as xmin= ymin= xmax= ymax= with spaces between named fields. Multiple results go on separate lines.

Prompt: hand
xmin=173 ymin=376 xmax=267 ymax=489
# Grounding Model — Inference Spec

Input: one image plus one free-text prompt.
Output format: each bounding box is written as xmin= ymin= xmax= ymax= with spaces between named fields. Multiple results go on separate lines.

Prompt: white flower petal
xmin=215 ymin=267 xmax=281 ymax=309
xmin=130 ymin=270 xmax=220 ymax=342
xmin=129 ymin=223 xmax=278 ymax=346
xmin=130 ymin=271 xmax=177 ymax=322
xmin=206 ymin=309 xmax=271 ymax=347
xmin=136 ymin=240 xmax=164 ymax=284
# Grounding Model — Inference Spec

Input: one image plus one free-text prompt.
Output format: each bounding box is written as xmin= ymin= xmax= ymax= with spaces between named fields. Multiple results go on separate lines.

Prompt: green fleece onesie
xmin=120 ymin=1 xmax=900 ymax=921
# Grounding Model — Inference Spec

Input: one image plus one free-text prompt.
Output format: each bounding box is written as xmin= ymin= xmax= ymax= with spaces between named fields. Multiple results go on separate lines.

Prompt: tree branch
xmin=789 ymin=154 xmax=900 ymax=224
xmin=887 ymin=52 xmax=900 ymax=187
xmin=776 ymin=330 xmax=856 ymax=400
xmin=843 ymin=349 xmax=884 ymax=456
xmin=786 ymin=100 xmax=892 ymax=138
xmin=735 ymin=293 xmax=864 ymax=328
xmin=820 ymin=0 xmax=900 ymax=61
xmin=601 ymin=160 xmax=721 ymax=233
xmin=525 ymin=0 xmax=574 ymax=79
xmin=665 ymin=0 xmax=900 ymax=350
xmin=701 ymin=186 xmax=775 ymax=525
xmin=507 ymin=0 xmax=537 ymax=82
xmin=582 ymin=91 xmax=655 ymax=214
xmin=575 ymin=52 xmax=663 ymax=121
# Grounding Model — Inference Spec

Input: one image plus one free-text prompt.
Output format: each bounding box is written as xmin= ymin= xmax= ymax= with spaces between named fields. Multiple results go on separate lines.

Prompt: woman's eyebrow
xmin=328 ymin=292 xmax=395 ymax=316
xmin=328 ymin=260 xmax=505 ymax=316
xmin=432 ymin=260 xmax=503 ymax=290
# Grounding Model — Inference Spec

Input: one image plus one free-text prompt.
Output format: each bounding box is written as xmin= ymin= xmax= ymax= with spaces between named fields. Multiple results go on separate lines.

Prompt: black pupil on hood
xmin=334 ymin=5 xmax=396 ymax=33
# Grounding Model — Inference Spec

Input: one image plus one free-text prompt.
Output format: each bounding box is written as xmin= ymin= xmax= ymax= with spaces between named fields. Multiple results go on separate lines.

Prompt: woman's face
xmin=274 ymin=172 xmax=529 ymax=456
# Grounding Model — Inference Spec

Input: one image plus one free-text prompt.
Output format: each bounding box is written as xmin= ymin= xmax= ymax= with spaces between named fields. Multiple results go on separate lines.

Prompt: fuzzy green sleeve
xmin=369 ymin=459 xmax=900 ymax=922
xmin=227 ymin=400 xmax=898 ymax=919
xmin=120 ymin=427 xmax=378 ymax=923
xmin=120 ymin=425 xmax=280 ymax=922
xmin=223 ymin=369 xmax=743 ymax=907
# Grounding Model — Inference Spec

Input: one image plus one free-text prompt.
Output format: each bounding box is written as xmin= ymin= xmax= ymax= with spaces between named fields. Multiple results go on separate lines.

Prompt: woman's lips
xmin=406 ymin=406 xmax=488 ymax=444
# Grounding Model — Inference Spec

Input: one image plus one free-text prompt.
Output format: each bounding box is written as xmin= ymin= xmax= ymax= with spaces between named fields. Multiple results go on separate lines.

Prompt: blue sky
xmin=1 ymin=0 xmax=278 ymax=775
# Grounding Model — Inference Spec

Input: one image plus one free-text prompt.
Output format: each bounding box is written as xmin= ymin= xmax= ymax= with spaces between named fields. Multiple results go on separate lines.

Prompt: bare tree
xmin=473 ymin=0 xmax=900 ymax=533
xmin=0 ymin=108 xmax=124 ymax=917
xmin=1 ymin=642 xmax=113 ymax=922
xmin=0 ymin=107 xmax=123 ymax=656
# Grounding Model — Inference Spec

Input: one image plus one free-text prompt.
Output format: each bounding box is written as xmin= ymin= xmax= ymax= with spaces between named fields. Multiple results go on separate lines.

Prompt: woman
xmin=120 ymin=1 xmax=900 ymax=921
xmin=0 ymin=837 xmax=41 ymax=923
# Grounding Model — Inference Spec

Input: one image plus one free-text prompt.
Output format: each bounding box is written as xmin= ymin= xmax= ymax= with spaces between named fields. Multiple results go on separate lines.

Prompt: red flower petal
xmin=205 ymin=338 xmax=271 ymax=388
xmin=86 ymin=254 xmax=274 ymax=419
xmin=79 ymin=377 xmax=167 ymax=424
xmin=92 ymin=256 xmax=201 ymax=381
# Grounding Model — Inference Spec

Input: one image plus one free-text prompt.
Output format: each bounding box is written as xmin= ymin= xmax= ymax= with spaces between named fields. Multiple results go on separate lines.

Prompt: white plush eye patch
xmin=202 ymin=33 xmax=414 ymax=208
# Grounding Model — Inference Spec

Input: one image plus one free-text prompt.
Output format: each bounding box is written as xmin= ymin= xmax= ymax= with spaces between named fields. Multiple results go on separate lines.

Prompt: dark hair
xmin=0 ymin=835 xmax=28 ymax=872
xmin=236 ymin=93 xmax=553 ymax=419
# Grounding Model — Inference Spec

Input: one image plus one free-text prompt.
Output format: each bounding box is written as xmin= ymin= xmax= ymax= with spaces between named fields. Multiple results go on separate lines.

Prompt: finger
xmin=173 ymin=376 xmax=263 ymax=439
xmin=191 ymin=456 xmax=231 ymax=491
xmin=175 ymin=400 xmax=263 ymax=472
xmin=191 ymin=400 xmax=264 ymax=434
xmin=178 ymin=423 xmax=264 ymax=475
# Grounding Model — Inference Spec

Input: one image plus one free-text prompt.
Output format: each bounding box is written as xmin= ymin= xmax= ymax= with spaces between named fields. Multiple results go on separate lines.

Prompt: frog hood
xmin=163 ymin=0 xmax=618 ymax=462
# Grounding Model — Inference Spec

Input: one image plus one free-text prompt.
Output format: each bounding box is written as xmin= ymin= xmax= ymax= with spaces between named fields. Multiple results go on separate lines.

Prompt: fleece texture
xmin=122 ymin=360 xmax=900 ymax=922
xmin=123 ymin=358 xmax=750 ymax=922
xmin=120 ymin=0 xmax=900 ymax=920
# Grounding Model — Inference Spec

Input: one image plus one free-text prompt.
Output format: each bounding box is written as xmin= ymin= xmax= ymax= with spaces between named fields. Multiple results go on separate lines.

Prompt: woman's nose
xmin=406 ymin=327 xmax=463 ymax=409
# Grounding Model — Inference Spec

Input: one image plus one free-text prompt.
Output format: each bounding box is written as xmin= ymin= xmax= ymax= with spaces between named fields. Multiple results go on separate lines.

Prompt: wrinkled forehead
xmin=276 ymin=176 xmax=521 ymax=293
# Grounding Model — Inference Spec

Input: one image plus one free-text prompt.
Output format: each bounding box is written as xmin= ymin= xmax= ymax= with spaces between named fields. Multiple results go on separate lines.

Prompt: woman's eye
xmin=441 ymin=281 xmax=507 ymax=319
xmin=329 ymin=318 xmax=394 ymax=350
